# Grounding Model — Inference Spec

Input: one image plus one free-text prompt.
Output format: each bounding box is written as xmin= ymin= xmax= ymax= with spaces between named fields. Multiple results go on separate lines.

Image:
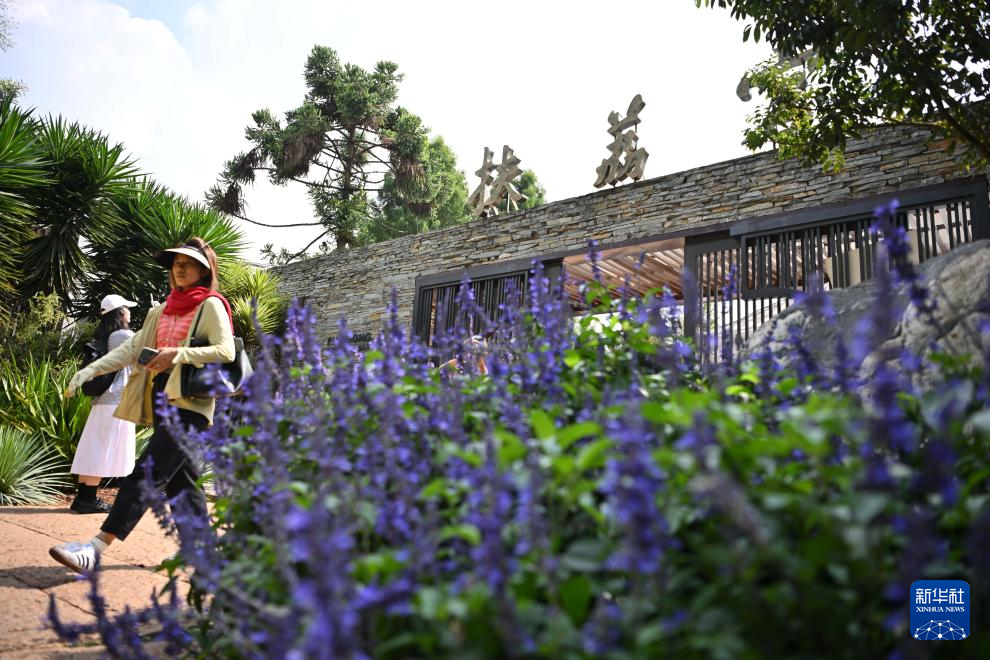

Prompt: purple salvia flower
xmin=588 ymin=239 xmax=604 ymax=284
xmin=149 ymin=582 xmax=192 ymax=656
xmin=674 ymin=411 xmax=717 ymax=459
xmin=582 ymin=601 xmax=623 ymax=655
xmin=464 ymin=432 xmax=516 ymax=595
xmin=601 ymin=399 xmax=668 ymax=576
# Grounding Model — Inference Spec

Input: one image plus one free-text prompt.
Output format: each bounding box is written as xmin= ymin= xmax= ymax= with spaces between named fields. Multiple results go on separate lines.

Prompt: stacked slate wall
xmin=274 ymin=125 xmax=979 ymax=341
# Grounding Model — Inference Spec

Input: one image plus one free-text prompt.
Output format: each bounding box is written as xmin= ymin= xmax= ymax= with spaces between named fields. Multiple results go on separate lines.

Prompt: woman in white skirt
xmin=69 ymin=294 xmax=138 ymax=514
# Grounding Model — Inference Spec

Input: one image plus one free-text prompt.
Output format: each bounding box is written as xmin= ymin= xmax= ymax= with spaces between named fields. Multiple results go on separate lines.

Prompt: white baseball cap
xmin=100 ymin=294 xmax=137 ymax=315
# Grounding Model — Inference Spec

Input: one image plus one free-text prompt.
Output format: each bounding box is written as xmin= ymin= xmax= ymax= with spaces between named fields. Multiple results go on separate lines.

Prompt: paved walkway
xmin=0 ymin=503 xmax=178 ymax=658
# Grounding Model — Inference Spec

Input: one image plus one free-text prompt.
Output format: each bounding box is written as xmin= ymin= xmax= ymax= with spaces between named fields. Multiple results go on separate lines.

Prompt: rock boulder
xmin=744 ymin=240 xmax=990 ymax=389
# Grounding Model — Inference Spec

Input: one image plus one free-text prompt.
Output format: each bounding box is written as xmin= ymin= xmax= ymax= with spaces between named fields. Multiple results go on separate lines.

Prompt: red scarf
xmin=162 ymin=286 xmax=234 ymax=330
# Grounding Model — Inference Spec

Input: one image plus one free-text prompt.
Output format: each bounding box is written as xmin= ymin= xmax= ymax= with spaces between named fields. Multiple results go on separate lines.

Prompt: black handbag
xmin=179 ymin=306 xmax=252 ymax=398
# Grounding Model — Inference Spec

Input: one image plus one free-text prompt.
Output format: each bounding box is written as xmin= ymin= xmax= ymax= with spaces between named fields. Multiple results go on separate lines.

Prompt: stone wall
xmin=275 ymin=125 xmax=979 ymax=341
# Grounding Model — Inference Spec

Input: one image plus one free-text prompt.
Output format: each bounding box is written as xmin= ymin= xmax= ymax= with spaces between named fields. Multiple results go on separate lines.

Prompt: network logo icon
xmin=910 ymin=579 xmax=970 ymax=641
xmin=913 ymin=620 xmax=967 ymax=640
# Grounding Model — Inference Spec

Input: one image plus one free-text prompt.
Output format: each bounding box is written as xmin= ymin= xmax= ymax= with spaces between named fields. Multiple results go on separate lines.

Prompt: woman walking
xmin=50 ymin=237 xmax=235 ymax=573
xmin=69 ymin=294 xmax=138 ymax=514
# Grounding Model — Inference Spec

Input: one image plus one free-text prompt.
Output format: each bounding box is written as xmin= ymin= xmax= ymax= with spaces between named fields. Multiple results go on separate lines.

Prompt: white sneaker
xmin=49 ymin=541 xmax=99 ymax=574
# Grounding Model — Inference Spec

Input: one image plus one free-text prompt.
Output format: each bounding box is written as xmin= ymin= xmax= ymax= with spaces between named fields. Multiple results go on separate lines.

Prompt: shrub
xmin=0 ymin=355 xmax=91 ymax=462
xmin=51 ymin=234 xmax=990 ymax=657
xmin=220 ymin=261 xmax=289 ymax=349
xmin=0 ymin=426 xmax=70 ymax=505
xmin=0 ymin=292 xmax=89 ymax=369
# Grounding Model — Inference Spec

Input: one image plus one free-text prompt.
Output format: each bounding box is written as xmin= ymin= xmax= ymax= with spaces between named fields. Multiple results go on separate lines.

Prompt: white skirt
xmin=70 ymin=404 xmax=136 ymax=477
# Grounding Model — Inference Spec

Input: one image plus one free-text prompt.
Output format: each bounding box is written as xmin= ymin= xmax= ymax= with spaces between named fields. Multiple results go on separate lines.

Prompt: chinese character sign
xmin=467 ymin=146 xmax=496 ymax=218
xmin=594 ymin=94 xmax=649 ymax=188
xmin=469 ymin=145 xmax=527 ymax=217
xmin=485 ymin=145 xmax=527 ymax=214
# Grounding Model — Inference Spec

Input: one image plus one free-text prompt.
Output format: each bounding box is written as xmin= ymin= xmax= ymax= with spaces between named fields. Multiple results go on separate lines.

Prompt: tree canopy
xmin=700 ymin=0 xmax=990 ymax=171
xmin=209 ymin=46 xmax=433 ymax=255
xmin=0 ymin=0 xmax=11 ymax=52
xmin=515 ymin=169 xmax=546 ymax=210
xmin=0 ymin=0 xmax=26 ymax=101
xmin=356 ymin=136 xmax=471 ymax=246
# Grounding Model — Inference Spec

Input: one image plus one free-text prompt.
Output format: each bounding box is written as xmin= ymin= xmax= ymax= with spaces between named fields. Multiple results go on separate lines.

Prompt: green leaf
xmin=287 ymin=481 xmax=311 ymax=497
xmin=641 ymin=401 xmax=668 ymax=424
xmin=440 ymin=524 xmax=482 ymax=546
xmin=853 ymin=494 xmax=889 ymax=523
xmin=363 ymin=349 xmax=385 ymax=365
xmin=529 ymin=409 xmax=556 ymax=440
xmin=372 ymin=633 xmax=421 ymax=657
xmin=451 ymin=448 xmax=483 ymax=468
xmin=559 ymin=575 xmax=593 ymax=626
xmin=356 ymin=501 xmax=378 ymax=526
xmin=561 ymin=538 xmax=609 ymax=573
xmin=353 ymin=551 xmax=405 ymax=583
xmin=496 ymin=429 xmax=526 ymax=467
xmin=776 ymin=377 xmax=799 ymax=396
xmin=761 ymin=493 xmax=792 ymax=510
xmin=551 ymin=454 xmax=575 ymax=479
xmin=967 ymin=409 xmax=990 ymax=434
xmin=576 ymin=438 xmax=611 ymax=472
xmin=725 ymin=384 xmax=751 ymax=400
xmin=415 ymin=587 xmax=444 ymax=619
xmin=419 ymin=477 xmax=448 ymax=500
xmin=739 ymin=369 xmax=760 ymax=385
xmin=557 ymin=421 xmax=602 ymax=450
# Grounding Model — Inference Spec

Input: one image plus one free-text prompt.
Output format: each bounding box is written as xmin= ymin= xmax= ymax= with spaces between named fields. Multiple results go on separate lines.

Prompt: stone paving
xmin=0 ymin=502 xmax=179 ymax=657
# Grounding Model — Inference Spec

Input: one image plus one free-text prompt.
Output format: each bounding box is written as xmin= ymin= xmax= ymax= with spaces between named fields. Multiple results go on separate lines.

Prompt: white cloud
xmin=7 ymin=0 xmax=773 ymax=261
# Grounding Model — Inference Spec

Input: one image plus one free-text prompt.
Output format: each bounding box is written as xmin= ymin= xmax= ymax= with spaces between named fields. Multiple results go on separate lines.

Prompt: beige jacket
xmin=82 ymin=298 xmax=235 ymax=426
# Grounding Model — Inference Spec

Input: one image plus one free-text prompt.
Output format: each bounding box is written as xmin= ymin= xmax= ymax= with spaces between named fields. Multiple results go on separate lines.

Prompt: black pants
xmin=101 ymin=374 xmax=208 ymax=541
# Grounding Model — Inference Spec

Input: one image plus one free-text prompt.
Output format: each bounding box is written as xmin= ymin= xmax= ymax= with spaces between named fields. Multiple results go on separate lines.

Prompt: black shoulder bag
xmin=179 ymin=305 xmax=252 ymax=399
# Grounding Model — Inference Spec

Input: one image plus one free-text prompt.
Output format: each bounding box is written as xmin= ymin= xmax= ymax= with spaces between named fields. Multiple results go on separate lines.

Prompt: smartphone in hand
xmin=137 ymin=347 xmax=159 ymax=366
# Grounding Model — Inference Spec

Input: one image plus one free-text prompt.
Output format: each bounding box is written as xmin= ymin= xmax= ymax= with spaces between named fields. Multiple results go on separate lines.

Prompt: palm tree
xmin=0 ymin=100 xmax=48 ymax=318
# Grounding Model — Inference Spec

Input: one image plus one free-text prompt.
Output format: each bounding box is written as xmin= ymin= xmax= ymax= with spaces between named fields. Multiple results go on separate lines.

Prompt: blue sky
xmin=111 ymin=0 xmax=189 ymax=30
xmin=4 ymin=0 xmax=773 ymax=259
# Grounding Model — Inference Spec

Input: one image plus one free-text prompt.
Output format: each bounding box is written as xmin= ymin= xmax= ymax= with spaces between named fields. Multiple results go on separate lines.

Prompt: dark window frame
xmin=412 ymin=257 xmax=563 ymax=344
xmin=731 ymin=177 xmax=989 ymax=300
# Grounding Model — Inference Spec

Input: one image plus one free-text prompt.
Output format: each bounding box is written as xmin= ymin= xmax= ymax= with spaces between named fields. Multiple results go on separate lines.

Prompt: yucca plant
xmin=0 ymin=355 xmax=91 ymax=462
xmin=0 ymin=100 xmax=48 ymax=318
xmin=0 ymin=426 xmax=70 ymax=506
xmin=84 ymin=179 xmax=247 ymax=325
xmin=18 ymin=115 xmax=141 ymax=314
xmin=220 ymin=261 xmax=289 ymax=347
